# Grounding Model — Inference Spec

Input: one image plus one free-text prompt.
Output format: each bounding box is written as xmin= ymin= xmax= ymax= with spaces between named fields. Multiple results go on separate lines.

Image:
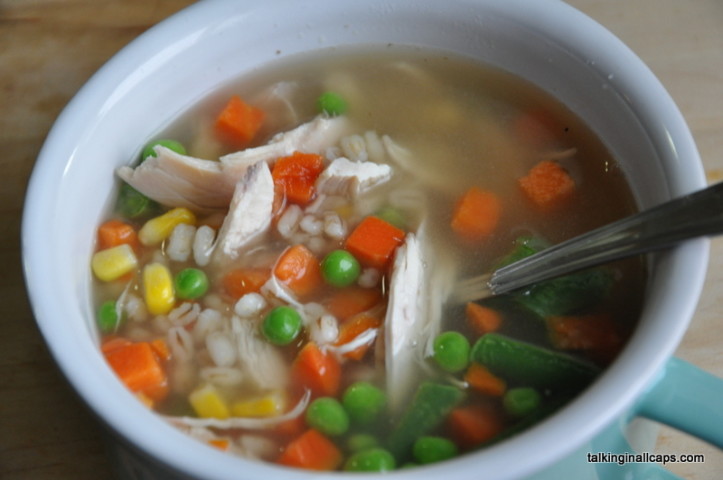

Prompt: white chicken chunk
xmin=315 ymin=157 xmax=392 ymax=197
xmin=211 ymin=162 xmax=274 ymax=265
xmin=384 ymin=233 xmax=425 ymax=414
xmin=383 ymin=227 xmax=456 ymax=414
xmin=232 ymin=316 xmax=288 ymax=391
xmin=116 ymin=115 xmax=351 ymax=212
xmin=116 ymin=147 xmax=233 ymax=212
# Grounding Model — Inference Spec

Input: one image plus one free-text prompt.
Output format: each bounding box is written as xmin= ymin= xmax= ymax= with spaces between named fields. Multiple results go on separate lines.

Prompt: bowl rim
xmin=22 ymin=1 xmax=708 ymax=479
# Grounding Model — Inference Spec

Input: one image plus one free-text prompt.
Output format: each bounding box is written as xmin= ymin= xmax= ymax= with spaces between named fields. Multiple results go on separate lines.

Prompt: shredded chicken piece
xmin=231 ymin=316 xmax=288 ymax=390
xmin=211 ymin=161 xmax=274 ymax=265
xmin=316 ymin=157 xmax=392 ymax=197
xmin=116 ymin=116 xmax=351 ymax=212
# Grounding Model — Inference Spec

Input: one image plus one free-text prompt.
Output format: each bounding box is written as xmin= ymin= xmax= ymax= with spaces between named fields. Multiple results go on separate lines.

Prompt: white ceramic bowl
xmin=23 ymin=1 xmax=711 ymax=479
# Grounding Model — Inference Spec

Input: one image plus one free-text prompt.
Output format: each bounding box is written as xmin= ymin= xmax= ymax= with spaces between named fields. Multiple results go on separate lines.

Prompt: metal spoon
xmin=454 ymin=181 xmax=723 ymax=303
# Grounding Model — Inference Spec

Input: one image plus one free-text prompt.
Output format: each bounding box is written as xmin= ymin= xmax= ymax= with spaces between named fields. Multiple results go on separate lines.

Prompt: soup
xmin=91 ymin=46 xmax=645 ymax=471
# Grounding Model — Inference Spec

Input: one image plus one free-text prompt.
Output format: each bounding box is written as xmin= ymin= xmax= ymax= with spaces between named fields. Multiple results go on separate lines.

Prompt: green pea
xmin=432 ymin=331 xmax=470 ymax=373
xmin=174 ymin=268 xmax=209 ymax=300
xmin=97 ymin=300 xmax=122 ymax=334
xmin=141 ymin=139 xmax=187 ymax=161
xmin=342 ymin=381 xmax=387 ymax=425
xmin=412 ymin=436 xmax=458 ymax=465
xmin=344 ymin=447 xmax=396 ymax=472
xmin=321 ymin=249 xmax=361 ymax=288
xmin=503 ymin=387 xmax=541 ymax=417
xmin=317 ymin=91 xmax=348 ymax=116
xmin=261 ymin=306 xmax=302 ymax=345
xmin=305 ymin=397 xmax=349 ymax=436
xmin=374 ymin=207 xmax=406 ymax=230
xmin=347 ymin=433 xmax=379 ymax=452
xmin=116 ymin=183 xmax=159 ymax=219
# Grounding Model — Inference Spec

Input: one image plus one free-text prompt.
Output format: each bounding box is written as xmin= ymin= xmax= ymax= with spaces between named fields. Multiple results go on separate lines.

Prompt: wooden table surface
xmin=1 ymin=1 xmax=721 ymax=479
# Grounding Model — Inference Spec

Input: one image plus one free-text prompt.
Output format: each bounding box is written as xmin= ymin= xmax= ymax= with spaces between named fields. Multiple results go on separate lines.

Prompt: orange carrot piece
xmin=518 ymin=160 xmax=575 ymax=210
xmin=222 ymin=268 xmax=270 ymax=300
xmin=466 ymin=303 xmax=502 ymax=335
xmin=324 ymin=286 xmax=382 ymax=322
xmin=464 ymin=363 xmax=506 ymax=396
xmin=215 ymin=95 xmax=264 ymax=147
xmin=208 ymin=439 xmax=231 ymax=451
xmin=104 ymin=341 xmax=168 ymax=402
xmin=447 ymin=405 xmax=505 ymax=449
xmin=98 ymin=219 xmax=140 ymax=252
xmin=547 ymin=314 xmax=622 ymax=365
xmin=451 ymin=187 xmax=501 ymax=242
xmin=272 ymin=151 xmax=325 ymax=205
xmin=345 ymin=216 xmax=405 ymax=270
xmin=277 ymin=429 xmax=343 ymax=471
xmin=274 ymin=245 xmax=323 ymax=298
xmin=335 ymin=313 xmax=382 ymax=360
xmin=150 ymin=338 xmax=171 ymax=362
xmin=292 ymin=342 xmax=341 ymax=397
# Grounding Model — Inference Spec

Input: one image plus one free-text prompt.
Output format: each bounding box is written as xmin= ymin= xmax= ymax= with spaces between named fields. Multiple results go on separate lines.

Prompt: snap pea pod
xmin=471 ymin=333 xmax=600 ymax=390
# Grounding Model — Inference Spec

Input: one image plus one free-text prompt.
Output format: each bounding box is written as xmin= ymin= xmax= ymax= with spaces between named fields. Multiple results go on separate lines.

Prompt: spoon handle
xmin=489 ymin=181 xmax=723 ymax=295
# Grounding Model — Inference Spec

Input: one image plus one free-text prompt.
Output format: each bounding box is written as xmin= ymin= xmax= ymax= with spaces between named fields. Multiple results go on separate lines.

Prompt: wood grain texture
xmin=1 ymin=1 xmax=720 ymax=479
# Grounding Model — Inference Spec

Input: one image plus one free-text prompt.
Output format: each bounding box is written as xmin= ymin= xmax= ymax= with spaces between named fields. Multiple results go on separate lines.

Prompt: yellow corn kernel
xmin=139 ymin=207 xmax=196 ymax=246
xmin=189 ymin=384 xmax=230 ymax=419
xmin=231 ymin=391 xmax=286 ymax=418
xmin=143 ymin=262 xmax=175 ymax=315
xmin=91 ymin=244 xmax=138 ymax=282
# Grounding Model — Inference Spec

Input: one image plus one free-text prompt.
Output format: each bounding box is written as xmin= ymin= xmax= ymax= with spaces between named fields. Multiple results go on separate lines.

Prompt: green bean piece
xmin=305 ymin=397 xmax=349 ymax=436
xmin=432 ymin=331 xmax=470 ymax=373
xmin=387 ymin=381 xmax=465 ymax=460
xmin=503 ymin=387 xmax=542 ymax=417
xmin=261 ymin=306 xmax=302 ymax=346
xmin=342 ymin=381 xmax=387 ymax=426
xmin=471 ymin=333 xmax=600 ymax=390
xmin=412 ymin=436 xmax=459 ymax=464
xmin=344 ymin=448 xmax=396 ymax=472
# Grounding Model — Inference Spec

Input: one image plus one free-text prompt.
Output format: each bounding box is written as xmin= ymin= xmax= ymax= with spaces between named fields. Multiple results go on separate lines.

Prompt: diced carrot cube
xmin=518 ymin=160 xmax=575 ymax=210
xmin=292 ymin=342 xmax=341 ymax=397
xmin=274 ymin=245 xmax=323 ymax=298
xmin=451 ymin=187 xmax=501 ymax=242
xmin=447 ymin=405 xmax=505 ymax=449
xmin=335 ymin=313 xmax=382 ymax=360
xmin=547 ymin=314 xmax=623 ymax=365
xmin=215 ymin=95 xmax=264 ymax=147
xmin=466 ymin=303 xmax=502 ymax=335
xmin=97 ymin=219 xmax=141 ymax=252
xmin=272 ymin=151 xmax=325 ymax=205
xmin=345 ymin=216 xmax=405 ymax=270
xmin=104 ymin=342 xmax=168 ymax=402
xmin=324 ymin=286 xmax=382 ymax=322
xmin=222 ymin=268 xmax=270 ymax=300
xmin=277 ymin=429 xmax=343 ymax=471
xmin=464 ymin=363 xmax=506 ymax=396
